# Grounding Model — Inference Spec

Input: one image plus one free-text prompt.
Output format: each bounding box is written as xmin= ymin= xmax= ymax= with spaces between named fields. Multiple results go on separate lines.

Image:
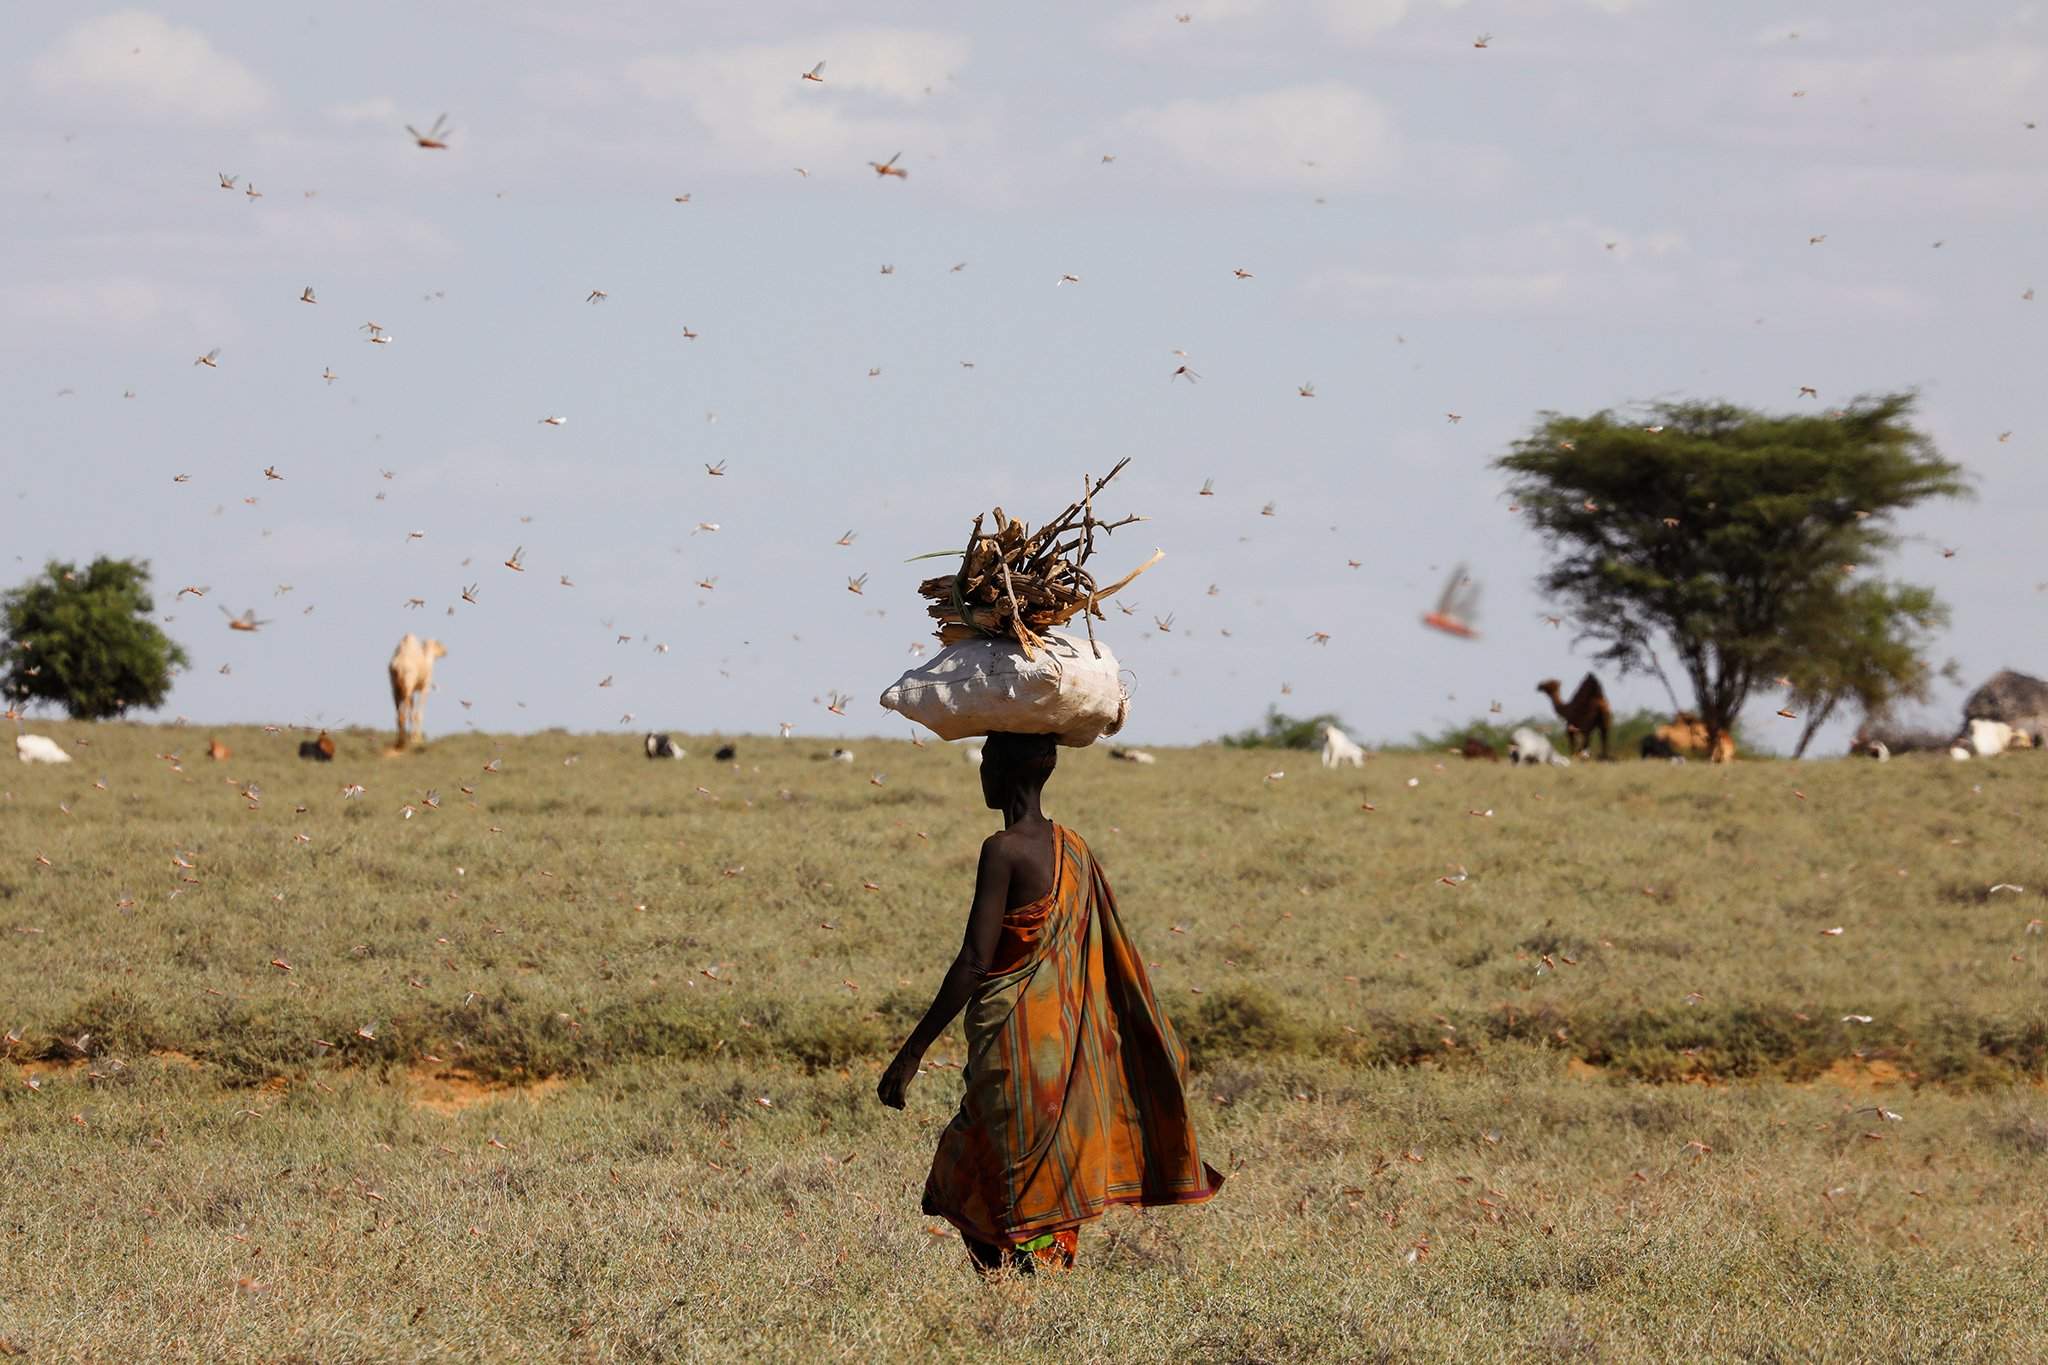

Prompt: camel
xmin=388 ymin=634 xmax=447 ymax=750
xmin=1537 ymin=674 xmax=1611 ymax=760
xmin=1651 ymin=713 xmax=1736 ymax=763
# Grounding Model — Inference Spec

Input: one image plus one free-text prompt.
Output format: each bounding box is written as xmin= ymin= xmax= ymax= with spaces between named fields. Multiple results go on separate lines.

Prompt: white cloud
xmin=325 ymin=97 xmax=399 ymax=127
xmin=1752 ymin=19 xmax=1829 ymax=44
xmin=30 ymin=11 xmax=274 ymax=124
xmin=1111 ymin=84 xmax=1399 ymax=186
xmin=4 ymin=276 xmax=238 ymax=339
xmin=252 ymin=203 xmax=457 ymax=260
xmin=623 ymin=29 xmax=969 ymax=169
xmin=1101 ymin=0 xmax=1275 ymax=53
xmin=1313 ymin=216 xmax=1696 ymax=315
xmin=1761 ymin=44 xmax=2045 ymax=122
xmin=1320 ymin=0 xmax=1465 ymax=45
xmin=1320 ymin=268 xmax=1570 ymax=313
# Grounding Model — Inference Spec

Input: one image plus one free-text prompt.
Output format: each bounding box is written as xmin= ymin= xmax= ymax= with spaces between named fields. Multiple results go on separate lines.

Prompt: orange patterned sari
xmin=922 ymin=825 xmax=1223 ymax=1249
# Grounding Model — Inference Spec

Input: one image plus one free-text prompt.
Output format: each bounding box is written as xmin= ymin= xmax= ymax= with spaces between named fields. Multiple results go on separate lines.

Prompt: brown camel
xmin=1651 ymin=712 xmax=1736 ymax=763
xmin=1537 ymin=674 xmax=1611 ymax=759
xmin=388 ymin=633 xmax=447 ymax=750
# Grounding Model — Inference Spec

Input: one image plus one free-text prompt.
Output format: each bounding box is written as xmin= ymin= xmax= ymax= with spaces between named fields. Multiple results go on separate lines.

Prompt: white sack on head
xmin=880 ymin=630 xmax=1126 ymax=747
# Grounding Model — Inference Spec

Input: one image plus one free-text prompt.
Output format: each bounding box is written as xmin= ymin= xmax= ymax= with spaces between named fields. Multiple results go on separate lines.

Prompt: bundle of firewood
xmin=916 ymin=459 xmax=1163 ymax=659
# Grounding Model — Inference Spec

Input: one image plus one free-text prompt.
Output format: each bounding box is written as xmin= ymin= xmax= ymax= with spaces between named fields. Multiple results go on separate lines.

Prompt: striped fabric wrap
xmin=922 ymin=825 xmax=1224 ymax=1247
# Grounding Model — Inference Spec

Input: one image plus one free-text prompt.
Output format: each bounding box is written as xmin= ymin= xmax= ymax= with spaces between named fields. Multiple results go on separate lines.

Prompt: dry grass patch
xmin=2 ymin=725 xmax=2045 ymax=1358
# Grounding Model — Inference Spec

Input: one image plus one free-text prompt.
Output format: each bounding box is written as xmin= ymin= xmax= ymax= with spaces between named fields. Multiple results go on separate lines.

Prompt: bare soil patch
xmin=406 ymin=1065 xmax=567 ymax=1114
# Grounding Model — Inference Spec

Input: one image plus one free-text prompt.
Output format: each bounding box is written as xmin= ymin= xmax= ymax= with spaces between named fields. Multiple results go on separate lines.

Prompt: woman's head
xmin=979 ymin=732 xmax=1058 ymax=808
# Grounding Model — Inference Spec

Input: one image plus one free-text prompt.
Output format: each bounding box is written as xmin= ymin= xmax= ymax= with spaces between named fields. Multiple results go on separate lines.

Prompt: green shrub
xmin=1179 ymin=986 xmax=1305 ymax=1070
xmin=1220 ymin=708 xmax=1347 ymax=751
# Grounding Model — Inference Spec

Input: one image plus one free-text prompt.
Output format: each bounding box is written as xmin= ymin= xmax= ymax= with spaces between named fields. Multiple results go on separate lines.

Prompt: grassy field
xmin=3 ymin=724 xmax=2046 ymax=1361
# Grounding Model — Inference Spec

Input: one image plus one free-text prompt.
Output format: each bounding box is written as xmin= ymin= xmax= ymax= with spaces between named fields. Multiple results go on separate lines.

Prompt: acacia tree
xmin=1781 ymin=581 xmax=1953 ymax=758
xmin=1 ymin=558 xmax=188 ymax=720
xmin=1495 ymin=394 xmax=1966 ymax=744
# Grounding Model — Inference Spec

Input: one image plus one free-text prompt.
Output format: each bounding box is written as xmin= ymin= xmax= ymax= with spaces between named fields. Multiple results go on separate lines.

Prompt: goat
xmin=644 ymin=733 xmax=685 ymax=759
xmin=15 ymin=735 xmax=71 ymax=764
xmin=1509 ymin=727 xmax=1570 ymax=767
xmin=1320 ymin=724 xmax=1366 ymax=769
xmin=298 ymin=732 xmax=336 ymax=761
xmin=1962 ymin=718 xmax=2016 ymax=758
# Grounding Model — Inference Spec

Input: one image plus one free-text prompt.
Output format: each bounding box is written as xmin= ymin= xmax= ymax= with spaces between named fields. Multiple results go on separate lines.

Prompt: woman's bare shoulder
xmin=981 ymin=826 xmax=1046 ymax=862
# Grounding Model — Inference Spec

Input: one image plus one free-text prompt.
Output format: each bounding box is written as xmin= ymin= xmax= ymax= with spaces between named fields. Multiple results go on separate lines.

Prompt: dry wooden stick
xmin=1088 ymin=548 xmax=1166 ymax=604
xmin=996 ymin=557 xmax=1035 ymax=660
xmin=918 ymin=462 xmax=1146 ymax=647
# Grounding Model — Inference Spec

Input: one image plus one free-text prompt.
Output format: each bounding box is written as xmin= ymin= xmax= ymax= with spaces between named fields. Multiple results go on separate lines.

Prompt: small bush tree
xmin=1 ymin=558 xmax=188 ymax=719
xmin=1221 ymin=707 xmax=1346 ymax=750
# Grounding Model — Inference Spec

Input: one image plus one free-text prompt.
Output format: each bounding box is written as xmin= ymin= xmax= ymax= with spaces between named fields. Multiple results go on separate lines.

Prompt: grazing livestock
xmin=1320 ymin=724 xmax=1366 ymax=769
xmin=829 ymin=748 xmax=855 ymax=764
xmin=298 ymin=731 xmax=336 ymax=761
xmin=1536 ymin=674 xmax=1610 ymax=759
xmin=1963 ymin=718 xmax=2017 ymax=758
xmin=1861 ymin=740 xmax=1891 ymax=762
xmin=1653 ymin=713 xmax=1736 ymax=764
xmin=15 ymin=735 xmax=70 ymax=764
xmin=714 ymin=743 xmax=738 ymax=762
xmin=1509 ymin=727 xmax=1570 ymax=767
xmin=1640 ymin=733 xmax=1678 ymax=760
xmin=207 ymin=737 xmax=231 ymax=762
xmin=1459 ymin=737 xmax=1499 ymax=761
xmin=1108 ymin=747 xmax=1157 ymax=765
xmin=387 ymin=633 xmax=447 ymax=750
xmin=644 ymin=733 xmax=684 ymax=759
xmin=1851 ymin=723 xmax=1948 ymax=757
xmin=1961 ymin=669 xmax=2048 ymax=740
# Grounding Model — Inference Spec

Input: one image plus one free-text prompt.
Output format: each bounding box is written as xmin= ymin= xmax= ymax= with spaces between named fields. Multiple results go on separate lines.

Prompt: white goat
xmin=1509 ymin=727 xmax=1570 ymax=767
xmin=15 ymin=735 xmax=71 ymax=764
xmin=1320 ymin=724 xmax=1366 ymax=769
xmin=1966 ymin=718 xmax=2016 ymax=757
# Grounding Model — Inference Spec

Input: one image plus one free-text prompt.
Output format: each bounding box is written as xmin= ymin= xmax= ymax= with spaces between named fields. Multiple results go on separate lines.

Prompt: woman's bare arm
xmin=877 ymin=838 xmax=1011 ymax=1108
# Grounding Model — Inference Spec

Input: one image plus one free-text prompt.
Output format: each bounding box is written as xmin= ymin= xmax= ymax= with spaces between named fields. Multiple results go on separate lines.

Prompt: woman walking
xmin=877 ymin=732 xmax=1222 ymax=1273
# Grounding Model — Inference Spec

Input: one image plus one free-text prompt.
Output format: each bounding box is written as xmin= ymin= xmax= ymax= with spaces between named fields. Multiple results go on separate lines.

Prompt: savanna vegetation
xmin=1497 ymin=394 xmax=1967 ymax=747
xmin=4 ymin=725 xmax=2044 ymax=1360
xmin=1 ymin=557 xmax=188 ymax=720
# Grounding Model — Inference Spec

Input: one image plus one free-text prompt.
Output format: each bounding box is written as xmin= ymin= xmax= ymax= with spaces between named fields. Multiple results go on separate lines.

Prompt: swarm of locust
xmin=916 ymin=459 xmax=1163 ymax=659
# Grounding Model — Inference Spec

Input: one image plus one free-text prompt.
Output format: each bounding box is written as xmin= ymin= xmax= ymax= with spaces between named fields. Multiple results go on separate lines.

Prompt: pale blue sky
xmin=6 ymin=2 xmax=2042 ymax=750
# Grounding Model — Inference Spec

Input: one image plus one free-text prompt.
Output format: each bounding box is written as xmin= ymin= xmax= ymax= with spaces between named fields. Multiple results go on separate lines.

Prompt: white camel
xmin=388 ymin=633 xmax=447 ymax=750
